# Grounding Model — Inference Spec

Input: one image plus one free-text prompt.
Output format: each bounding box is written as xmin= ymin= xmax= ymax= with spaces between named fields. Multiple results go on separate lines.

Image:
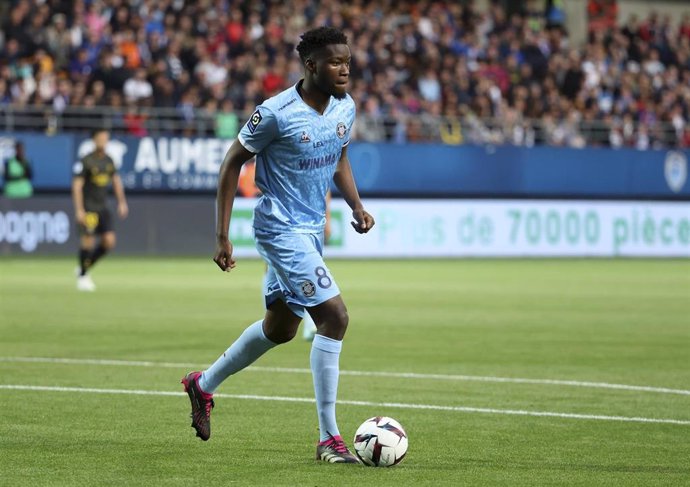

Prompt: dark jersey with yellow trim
xmin=73 ymin=151 xmax=116 ymax=211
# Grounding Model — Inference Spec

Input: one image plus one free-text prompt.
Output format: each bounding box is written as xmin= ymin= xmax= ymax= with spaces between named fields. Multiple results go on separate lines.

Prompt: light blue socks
xmin=199 ymin=320 xmax=343 ymax=442
xmin=199 ymin=320 xmax=277 ymax=393
xmin=311 ymin=334 xmax=343 ymax=441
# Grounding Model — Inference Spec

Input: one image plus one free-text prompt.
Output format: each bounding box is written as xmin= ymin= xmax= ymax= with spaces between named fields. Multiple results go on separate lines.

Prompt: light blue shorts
xmin=255 ymin=231 xmax=340 ymax=318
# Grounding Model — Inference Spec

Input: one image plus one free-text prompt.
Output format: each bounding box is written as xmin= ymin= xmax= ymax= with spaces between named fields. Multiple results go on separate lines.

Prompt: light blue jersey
xmin=238 ymin=81 xmax=356 ymax=235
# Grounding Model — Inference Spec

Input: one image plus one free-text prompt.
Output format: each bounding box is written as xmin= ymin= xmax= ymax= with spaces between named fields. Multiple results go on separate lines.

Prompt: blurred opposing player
xmin=71 ymin=129 xmax=128 ymax=291
xmin=182 ymin=27 xmax=374 ymax=463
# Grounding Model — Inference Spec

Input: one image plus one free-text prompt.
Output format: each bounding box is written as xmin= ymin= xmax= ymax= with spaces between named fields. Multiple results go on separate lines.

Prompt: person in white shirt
xmin=123 ymin=68 xmax=152 ymax=102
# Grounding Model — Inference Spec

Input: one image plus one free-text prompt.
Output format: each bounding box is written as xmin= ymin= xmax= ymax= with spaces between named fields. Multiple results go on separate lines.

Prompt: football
xmin=353 ymin=416 xmax=408 ymax=467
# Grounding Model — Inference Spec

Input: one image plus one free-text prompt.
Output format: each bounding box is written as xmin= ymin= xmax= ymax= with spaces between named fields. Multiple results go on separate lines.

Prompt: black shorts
xmin=79 ymin=209 xmax=113 ymax=236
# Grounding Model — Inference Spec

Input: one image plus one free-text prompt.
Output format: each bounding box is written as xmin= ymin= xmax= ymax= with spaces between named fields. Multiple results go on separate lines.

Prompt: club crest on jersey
xmin=336 ymin=122 xmax=347 ymax=139
xmin=247 ymin=110 xmax=262 ymax=134
xmin=300 ymin=131 xmax=311 ymax=143
xmin=301 ymin=280 xmax=316 ymax=298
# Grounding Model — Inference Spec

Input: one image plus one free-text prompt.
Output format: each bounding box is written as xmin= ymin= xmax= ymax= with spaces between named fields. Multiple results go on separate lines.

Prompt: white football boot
xmin=77 ymin=274 xmax=96 ymax=292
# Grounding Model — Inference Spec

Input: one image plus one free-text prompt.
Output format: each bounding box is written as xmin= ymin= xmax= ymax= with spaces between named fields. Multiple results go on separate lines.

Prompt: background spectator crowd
xmin=1 ymin=0 xmax=689 ymax=148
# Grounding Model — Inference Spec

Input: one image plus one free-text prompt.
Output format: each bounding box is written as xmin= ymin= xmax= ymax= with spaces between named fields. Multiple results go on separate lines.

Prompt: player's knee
xmin=314 ymin=307 xmax=349 ymax=340
xmin=266 ymin=324 xmax=298 ymax=344
xmin=337 ymin=308 xmax=349 ymax=331
xmin=283 ymin=325 xmax=299 ymax=343
xmin=102 ymin=235 xmax=116 ymax=250
xmin=328 ymin=307 xmax=349 ymax=333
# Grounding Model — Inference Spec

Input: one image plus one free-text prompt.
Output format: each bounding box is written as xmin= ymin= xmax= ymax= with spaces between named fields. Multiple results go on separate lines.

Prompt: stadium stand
xmin=0 ymin=0 xmax=689 ymax=148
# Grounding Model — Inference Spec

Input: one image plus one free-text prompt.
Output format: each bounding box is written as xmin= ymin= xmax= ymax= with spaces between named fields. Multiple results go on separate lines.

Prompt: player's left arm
xmin=333 ymin=145 xmax=374 ymax=234
xmin=112 ymin=173 xmax=129 ymax=219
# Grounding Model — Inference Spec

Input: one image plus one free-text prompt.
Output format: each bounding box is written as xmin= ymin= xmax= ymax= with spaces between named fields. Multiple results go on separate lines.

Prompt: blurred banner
xmin=0 ymin=195 xmax=214 ymax=255
xmin=1 ymin=133 xmax=689 ymax=198
xmin=321 ymin=199 xmax=690 ymax=258
xmin=2 ymin=196 xmax=688 ymax=257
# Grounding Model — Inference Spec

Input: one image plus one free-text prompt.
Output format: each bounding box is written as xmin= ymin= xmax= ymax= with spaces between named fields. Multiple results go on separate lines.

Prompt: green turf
xmin=0 ymin=257 xmax=689 ymax=486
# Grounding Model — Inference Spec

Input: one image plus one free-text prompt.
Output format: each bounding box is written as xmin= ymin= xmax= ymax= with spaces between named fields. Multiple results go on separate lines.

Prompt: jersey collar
xmin=294 ymin=79 xmax=333 ymax=116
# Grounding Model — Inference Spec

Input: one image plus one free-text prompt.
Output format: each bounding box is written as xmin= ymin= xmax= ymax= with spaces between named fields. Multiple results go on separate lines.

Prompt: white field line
xmin=1 ymin=356 xmax=689 ymax=396
xmin=0 ymin=384 xmax=688 ymax=426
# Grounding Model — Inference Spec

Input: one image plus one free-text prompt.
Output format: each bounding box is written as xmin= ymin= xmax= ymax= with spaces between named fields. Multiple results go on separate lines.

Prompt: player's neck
xmin=298 ymin=78 xmax=330 ymax=114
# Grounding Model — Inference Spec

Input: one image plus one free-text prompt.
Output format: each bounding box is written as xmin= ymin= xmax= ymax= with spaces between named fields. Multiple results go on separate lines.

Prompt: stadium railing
xmin=0 ymin=105 xmax=682 ymax=148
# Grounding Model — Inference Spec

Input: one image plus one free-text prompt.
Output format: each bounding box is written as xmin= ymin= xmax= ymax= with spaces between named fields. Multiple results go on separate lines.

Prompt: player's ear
xmin=305 ymin=57 xmax=316 ymax=75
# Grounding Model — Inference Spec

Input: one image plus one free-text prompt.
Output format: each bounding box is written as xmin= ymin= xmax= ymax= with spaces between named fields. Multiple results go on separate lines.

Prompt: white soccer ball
xmin=353 ymin=416 xmax=408 ymax=467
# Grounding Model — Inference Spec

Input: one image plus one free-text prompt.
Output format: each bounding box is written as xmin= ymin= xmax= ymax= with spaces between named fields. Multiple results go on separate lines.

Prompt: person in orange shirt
xmin=119 ymin=30 xmax=141 ymax=69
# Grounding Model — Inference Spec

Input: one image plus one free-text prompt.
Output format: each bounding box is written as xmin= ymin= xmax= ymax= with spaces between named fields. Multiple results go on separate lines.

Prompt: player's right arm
xmin=214 ymin=106 xmax=279 ymax=272
xmin=71 ymin=160 xmax=87 ymax=225
xmin=213 ymin=141 xmax=255 ymax=272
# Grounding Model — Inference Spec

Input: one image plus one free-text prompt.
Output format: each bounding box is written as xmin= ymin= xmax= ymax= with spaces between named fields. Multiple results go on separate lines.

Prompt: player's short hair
xmin=296 ymin=27 xmax=348 ymax=62
xmin=91 ymin=128 xmax=109 ymax=138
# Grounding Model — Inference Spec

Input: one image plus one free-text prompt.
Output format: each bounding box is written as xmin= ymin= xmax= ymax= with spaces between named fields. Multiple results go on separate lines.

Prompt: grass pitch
xmin=0 ymin=257 xmax=689 ymax=486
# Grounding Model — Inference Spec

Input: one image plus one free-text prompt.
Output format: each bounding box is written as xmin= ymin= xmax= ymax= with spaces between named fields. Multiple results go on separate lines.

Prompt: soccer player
xmin=71 ymin=129 xmax=128 ymax=291
xmin=182 ymin=27 xmax=374 ymax=464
